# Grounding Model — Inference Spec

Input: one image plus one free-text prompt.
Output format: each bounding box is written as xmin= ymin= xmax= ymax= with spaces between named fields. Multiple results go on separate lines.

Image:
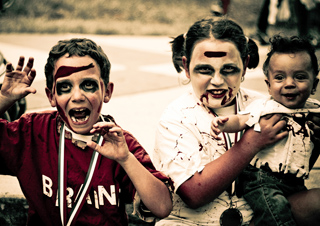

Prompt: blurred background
xmin=0 ymin=0 xmax=318 ymax=39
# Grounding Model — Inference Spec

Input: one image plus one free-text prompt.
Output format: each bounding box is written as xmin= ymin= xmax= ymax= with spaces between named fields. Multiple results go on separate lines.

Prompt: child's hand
xmin=87 ymin=122 xmax=130 ymax=163
xmin=307 ymin=113 xmax=320 ymax=138
xmin=210 ymin=116 xmax=229 ymax=140
xmin=1 ymin=56 xmax=37 ymax=101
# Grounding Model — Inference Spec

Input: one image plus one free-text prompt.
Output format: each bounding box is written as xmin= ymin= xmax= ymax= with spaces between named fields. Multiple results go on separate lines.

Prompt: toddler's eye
xmin=274 ymin=74 xmax=284 ymax=81
xmin=295 ymin=73 xmax=308 ymax=80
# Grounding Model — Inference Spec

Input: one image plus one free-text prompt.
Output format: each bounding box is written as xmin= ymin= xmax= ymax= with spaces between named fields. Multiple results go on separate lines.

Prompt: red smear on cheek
xmin=221 ymin=87 xmax=233 ymax=105
xmin=204 ymin=51 xmax=226 ymax=57
xmin=97 ymin=81 xmax=104 ymax=114
xmin=56 ymin=104 xmax=71 ymax=129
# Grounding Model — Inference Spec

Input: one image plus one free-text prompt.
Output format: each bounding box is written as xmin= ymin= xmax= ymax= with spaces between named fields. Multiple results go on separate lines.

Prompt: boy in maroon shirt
xmin=0 ymin=38 xmax=172 ymax=226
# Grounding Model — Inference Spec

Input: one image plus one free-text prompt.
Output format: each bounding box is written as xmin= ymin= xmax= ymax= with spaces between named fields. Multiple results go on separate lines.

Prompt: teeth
xmin=74 ymin=108 xmax=85 ymax=112
xmin=71 ymin=115 xmax=89 ymax=123
xmin=210 ymin=90 xmax=224 ymax=94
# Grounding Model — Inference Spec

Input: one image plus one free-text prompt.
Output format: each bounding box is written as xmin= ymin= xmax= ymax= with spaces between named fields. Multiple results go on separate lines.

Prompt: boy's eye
xmin=81 ymin=80 xmax=99 ymax=92
xmin=56 ymin=82 xmax=72 ymax=95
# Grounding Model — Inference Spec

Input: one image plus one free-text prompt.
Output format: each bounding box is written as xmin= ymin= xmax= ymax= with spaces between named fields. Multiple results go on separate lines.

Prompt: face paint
xmin=204 ymin=51 xmax=227 ymax=58
xmin=221 ymin=87 xmax=233 ymax=105
xmin=96 ymin=81 xmax=105 ymax=114
xmin=200 ymin=92 xmax=209 ymax=103
xmin=52 ymin=63 xmax=95 ymax=94
xmin=55 ymin=63 xmax=94 ymax=81
xmin=56 ymin=104 xmax=72 ymax=130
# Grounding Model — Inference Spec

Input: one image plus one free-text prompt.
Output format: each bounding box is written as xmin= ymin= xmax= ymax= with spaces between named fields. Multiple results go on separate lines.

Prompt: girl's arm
xmin=0 ymin=56 xmax=36 ymax=116
xmin=308 ymin=113 xmax=320 ymax=169
xmin=87 ymin=122 xmax=172 ymax=218
xmin=177 ymin=114 xmax=288 ymax=209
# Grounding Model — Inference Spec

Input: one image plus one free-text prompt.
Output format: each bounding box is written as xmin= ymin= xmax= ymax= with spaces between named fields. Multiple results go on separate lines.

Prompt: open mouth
xmin=207 ymin=89 xmax=227 ymax=98
xmin=69 ymin=108 xmax=90 ymax=123
xmin=283 ymin=93 xmax=298 ymax=100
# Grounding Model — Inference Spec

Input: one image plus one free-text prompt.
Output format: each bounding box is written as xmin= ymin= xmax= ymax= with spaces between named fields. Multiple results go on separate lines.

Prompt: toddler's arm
xmin=87 ymin=122 xmax=172 ymax=218
xmin=0 ymin=56 xmax=36 ymax=116
xmin=210 ymin=114 xmax=250 ymax=139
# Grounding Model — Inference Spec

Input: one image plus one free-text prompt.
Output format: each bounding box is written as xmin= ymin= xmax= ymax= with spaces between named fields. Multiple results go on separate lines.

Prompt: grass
xmin=0 ymin=0 xmax=298 ymax=36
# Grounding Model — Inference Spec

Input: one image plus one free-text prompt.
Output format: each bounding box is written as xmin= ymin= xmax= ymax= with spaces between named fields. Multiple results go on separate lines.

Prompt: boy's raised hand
xmin=87 ymin=122 xmax=130 ymax=163
xmin=210 ymin=116 xmax=229 ymax=140
xmin=1 ymin=56 xmax=37 ymax=101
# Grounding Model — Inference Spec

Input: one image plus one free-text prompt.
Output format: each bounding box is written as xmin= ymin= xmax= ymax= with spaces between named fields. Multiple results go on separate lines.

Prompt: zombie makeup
xmin=53 ymin=63 xmax=94 ymax=94
xmin=55 ymin=63 xmax=94 ymax=81
xmin=221 ymin=87 xmax=234 ymax=105
xmin=204 ymin=51 xmax=227 ymax=58
xmin=188 ymin=39 xmax=244 ymax=109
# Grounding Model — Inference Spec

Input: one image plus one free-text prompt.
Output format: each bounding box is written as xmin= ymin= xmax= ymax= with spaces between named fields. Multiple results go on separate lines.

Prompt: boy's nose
xmin=71 ymin=88 xmax=85 ymax=102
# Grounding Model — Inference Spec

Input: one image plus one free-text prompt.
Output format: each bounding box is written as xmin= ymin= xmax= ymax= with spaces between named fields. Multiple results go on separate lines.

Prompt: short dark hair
xmin=263 ymin=34 xmax=319 ymax=78
xmin=45 ymin=38 xmax=111 ymax=90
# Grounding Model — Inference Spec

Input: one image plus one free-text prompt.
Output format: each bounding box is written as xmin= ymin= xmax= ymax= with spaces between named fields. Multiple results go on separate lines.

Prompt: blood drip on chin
xmin=221 ymin=87 xmax=233 ymax=106
xmin=200 ymin=93 xmax=209 ymax=103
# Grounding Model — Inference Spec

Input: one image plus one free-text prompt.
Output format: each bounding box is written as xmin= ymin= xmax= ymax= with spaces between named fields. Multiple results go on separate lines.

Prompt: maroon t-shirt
xmin=0 ymin=111 xmax=170 ymax=226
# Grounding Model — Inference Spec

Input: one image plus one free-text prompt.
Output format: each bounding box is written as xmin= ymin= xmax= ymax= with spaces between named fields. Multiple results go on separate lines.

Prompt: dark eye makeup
xmin=56 ymin=78 xmax=99 ymax=95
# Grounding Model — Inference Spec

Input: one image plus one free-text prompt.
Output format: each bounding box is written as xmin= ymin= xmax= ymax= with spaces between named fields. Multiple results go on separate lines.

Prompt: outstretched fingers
xmin=15 ymin=56 xmax=25 ymax=71
xmin=22 ymin=57 xmax=34 ymax=75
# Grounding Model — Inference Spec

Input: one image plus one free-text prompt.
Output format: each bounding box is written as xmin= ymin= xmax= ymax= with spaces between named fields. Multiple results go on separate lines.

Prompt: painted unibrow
xmin=204 ymin=51 xmax=227 ymax=58
xmin=54 ymin=63 xmax=94 ymax=82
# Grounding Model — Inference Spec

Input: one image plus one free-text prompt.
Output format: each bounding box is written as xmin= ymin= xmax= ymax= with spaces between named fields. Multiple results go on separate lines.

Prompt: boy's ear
xmin=45 ymin=87 xmax=57 ymax=107
xmin=265 ymin=79 xmax=271 ymax=94
xmin=311 ymin=78 xmax=319 ymax=95
xmin=182 ymin=56 xmax=190 ymax=79
xmin=103 ymin=82 xmax=114 ymax=103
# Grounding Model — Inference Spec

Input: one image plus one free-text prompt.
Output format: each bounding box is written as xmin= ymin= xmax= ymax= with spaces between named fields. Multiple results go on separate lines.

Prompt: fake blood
xmin=221 ymin=87 xmax=233 ymax=105
xmin=55 ymin=63 xmax=94 ymax=81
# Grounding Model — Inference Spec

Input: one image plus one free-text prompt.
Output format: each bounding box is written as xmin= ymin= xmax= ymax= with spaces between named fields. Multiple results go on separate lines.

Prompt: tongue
xmin=73 ymin=111 xmax=86 ymax=118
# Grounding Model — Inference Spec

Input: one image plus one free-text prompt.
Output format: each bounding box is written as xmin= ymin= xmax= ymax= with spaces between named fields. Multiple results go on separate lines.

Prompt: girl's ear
xmin=311 ymin=78 xmax=319 ymax=95
xmin=242 ymin=55 xmax=250 ymax=76
xmin=45 ymin=87 xmax=56 ymax=107
xmin=103 ymin=82 xmax=114 ymax=103
xmin=182 ymin=56 xmax=190 ymax=79
xmin=265 ymin=79 xmax=271 ymax=94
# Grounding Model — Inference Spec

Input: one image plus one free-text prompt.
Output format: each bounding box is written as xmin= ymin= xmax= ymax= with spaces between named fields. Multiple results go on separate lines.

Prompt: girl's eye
xmin=221 ymin=66 xmax=240 ymax=75
xmin=56 ymin=82 xmax=71 ymax=95
xmin=198 ymin=67 xmax=213 ymax=75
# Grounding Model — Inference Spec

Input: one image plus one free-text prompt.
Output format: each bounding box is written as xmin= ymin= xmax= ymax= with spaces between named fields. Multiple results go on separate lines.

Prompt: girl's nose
xmin=210 ymin=73 xmax=224 ymax=86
